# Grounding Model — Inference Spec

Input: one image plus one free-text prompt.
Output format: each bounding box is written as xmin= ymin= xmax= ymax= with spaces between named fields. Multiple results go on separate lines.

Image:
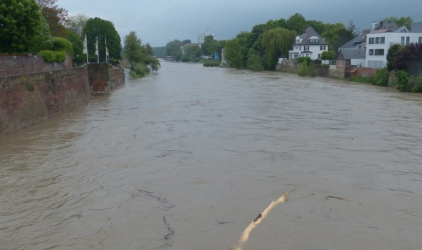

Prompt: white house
xmin=289 ymin=27 xmax=329 ymax=60
xmin=365 ymin=22 xmax=422 ymax=68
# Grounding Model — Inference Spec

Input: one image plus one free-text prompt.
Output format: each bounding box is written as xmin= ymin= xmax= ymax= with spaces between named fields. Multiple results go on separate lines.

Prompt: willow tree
xmin=262 ymin=27 xmax=296 ymax=70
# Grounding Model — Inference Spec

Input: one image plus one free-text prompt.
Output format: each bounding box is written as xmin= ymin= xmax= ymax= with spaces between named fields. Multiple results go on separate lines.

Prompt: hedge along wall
xmin=0 ymin=55 xmax=73 ymax=77
xmin=0 ymin=65 xmax=90 ymax=136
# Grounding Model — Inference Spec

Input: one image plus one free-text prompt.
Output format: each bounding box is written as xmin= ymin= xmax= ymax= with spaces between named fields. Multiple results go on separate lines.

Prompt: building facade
xmin=289 ymin=27 xmax=329 ymax=60
xmin=366 ymin=28 xmax=422 ymax=68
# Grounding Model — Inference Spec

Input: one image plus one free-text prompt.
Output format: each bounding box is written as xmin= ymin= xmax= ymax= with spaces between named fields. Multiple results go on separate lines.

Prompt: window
xmin=369 ymin=49 xmax=374 ymax=55
xmin=318 ymin=54 xmax=321 ymax=59
xmin=381 ymin=37 xmax=385 ymax=44
xmin=406 ymin=37 xmax=410 ymax=45
xmin=304 ymin=46 xmax=309 ymax=51
xmin=320 ymin=46 xmax=326 ymax=50
xmin=374 ymin=49 xmax=384 ymax=55
xmin=401 ymin=37 xmax=405 ymax=46
xmin=296 ymin=39 xmax=300 ymax=43
xmin=369 ymin=38 xmax=374 ymax=44
xmin=375 ymin=37 xmax=380 ymax=44
xmin=308 ymin=38 xmax=319 ymax=43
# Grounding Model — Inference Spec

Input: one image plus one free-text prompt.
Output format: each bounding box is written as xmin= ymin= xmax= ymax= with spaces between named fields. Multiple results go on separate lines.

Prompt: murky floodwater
xmin=1 ymin=61 xmax=422 ymax=250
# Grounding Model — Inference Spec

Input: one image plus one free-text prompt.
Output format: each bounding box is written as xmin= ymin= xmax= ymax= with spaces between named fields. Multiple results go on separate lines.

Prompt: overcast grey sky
xmin=60 ymin=0 xmax=421 ymax=47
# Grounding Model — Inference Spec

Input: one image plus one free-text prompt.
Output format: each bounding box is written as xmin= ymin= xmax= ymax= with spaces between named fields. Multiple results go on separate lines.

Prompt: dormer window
xmin=308 ymin=38 xmax=320 ymax=43
xmin=296 ymin=39 xmax=300 ymax=43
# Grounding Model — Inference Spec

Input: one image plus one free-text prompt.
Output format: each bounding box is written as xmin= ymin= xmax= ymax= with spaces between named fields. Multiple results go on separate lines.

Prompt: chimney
xmin=372 ymin=21 xmax=378 ymax=31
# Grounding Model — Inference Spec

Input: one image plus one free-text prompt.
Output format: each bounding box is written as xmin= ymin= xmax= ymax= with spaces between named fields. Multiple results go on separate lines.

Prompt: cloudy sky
xmin=59 ymin=0 xmax=421 ymax=47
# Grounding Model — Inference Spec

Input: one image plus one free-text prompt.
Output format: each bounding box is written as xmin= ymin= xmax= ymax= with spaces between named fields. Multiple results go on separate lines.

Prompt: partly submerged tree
xmin=124 ymin=31 xmax=160 ymax=77
xmin=0 ymin=0 xmax=42 ymax=54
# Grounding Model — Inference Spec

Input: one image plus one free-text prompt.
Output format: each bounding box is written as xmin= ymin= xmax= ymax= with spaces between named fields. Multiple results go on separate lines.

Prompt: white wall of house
xmin=289 ymin=44 xmax=328 ymax=60
xmin=351 ymin=59 xmax=366 ymax=67
xmin=366 ymin=32 xmax=422 ymax=68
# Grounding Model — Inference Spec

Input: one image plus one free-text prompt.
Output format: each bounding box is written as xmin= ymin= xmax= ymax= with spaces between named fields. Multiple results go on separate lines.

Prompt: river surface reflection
xmin=1 ymin=61 xmax=422 ymax=250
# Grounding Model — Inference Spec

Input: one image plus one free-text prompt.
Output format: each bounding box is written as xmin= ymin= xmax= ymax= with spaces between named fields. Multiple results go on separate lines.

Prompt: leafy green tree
xmin=0 ymin=0 xmax=42 ymax=54
xmin=165 ymin=40 xmax=182 ymax=57
xmin=382 ymin=16 xmax=413 ymax=30
xmin=297 ymin=60 xmax=308 ymax=76
xmin=321 ymin=51 xmax=335 ymax=60
xmin=266 ymin=18 xmax=287 ymax=30
xmin=201 ymin=35 xmax=215 ymax=57
xmin=182 ymin=39 xmax=191 ymax=45
xmin=306 ymin=20 xmax=326 ymax=35
xmin=152 ymin=47 xmax=166 ymax=57
xmin=210 ymin=40 xmax=225 ymax=59
xmin=235 ymin=32 xmax=250 ymax=66
xmin=224 ymin=39 xmax=243 ymax=69
xmin=247 ymin=51 xmax=264 ymax=71
xmin=262 ymin=27 xmax=296 ymax=70
xmin=286 ymin=13 xmax=307 ymax=34
xmin=83 ymin=17 xmax=122 ymax=63
xmin=393 ymin=43 xmax=422 ymax=76
xmin=386 ymin=44 xmax=403 ymax=71
xmin=66 ymin=29 xmax=83 ymax=63
xmin=29 ymin=15 xmax=54 ymax=52
xmin=124 ymin=31 xmax=160 ymax=77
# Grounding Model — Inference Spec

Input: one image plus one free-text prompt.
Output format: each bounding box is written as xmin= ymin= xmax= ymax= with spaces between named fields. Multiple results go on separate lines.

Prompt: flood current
xmin=1 ymin=61 xmax=422 ymax=250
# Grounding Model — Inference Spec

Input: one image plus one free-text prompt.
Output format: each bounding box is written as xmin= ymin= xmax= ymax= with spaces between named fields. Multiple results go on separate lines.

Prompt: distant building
xmin=198 ymin=29 xmax=217 ymax=44
xmin=365 ymin=21 xmax=422 ymax=68
xmin=289 ymin=27 xmax=329 ymax=60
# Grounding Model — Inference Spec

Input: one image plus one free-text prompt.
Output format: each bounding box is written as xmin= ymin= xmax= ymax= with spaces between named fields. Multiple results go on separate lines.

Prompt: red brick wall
xmin=0 ymin=66 xmax=90 ymax=136
xmin=88 ymin=63 xmax=110 ymax=94
xmin=0 ymin=55 xmax=73 ymax=76
xmin=110 ymin=67 xmax=125 ymax=88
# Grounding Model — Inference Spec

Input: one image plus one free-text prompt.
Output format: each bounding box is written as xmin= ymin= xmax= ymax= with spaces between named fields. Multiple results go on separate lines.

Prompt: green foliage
xmin=409 ymin=75 xmax=422 ymax=92
xmin=386 ymin=44 xmax=403 ymax=71
xmin=247 ymin=52 xmax=264 ymax=71
xmin=395 ymin=70 xmax=409 ymax=92
xmin=224 ymin=39 xmax=244 ymax=69
xmin=182 ymin=39 xmax=191 ymax=45
xmin=83 ymin=17 xmax=122 ymax=62
xmin=124 ymin=31 xmax=160 ymax=77
xmin=348 ymin=76 xmax=372 ymax=84
xmin=25 ymin=83 xmax=35 ymax=92
xmin=0 ymin=0 xmax=42 ymax=54
xmin=262 ymin=27 xmax=296 ymax=70
xmin=393 ymin=43 xmax=422 ymax=76
xmin=130 ymin=62 xmax=149 ymax=78
xmin=297 ymin=57 xmax=311 ymax=66
xmin=297 ymin=61 xmax=309 ymax=77
xmin=152 ymin=47 xmax=166 ymax=58
xmin=52 ymin=37 xmax=73 ymax=55
xmin=371 ymin=68 xmax=389 ymax=86
xmin=183 ymin=44 xmax=202 ymax=62
xmin=65 ymin=29 xmax=83 ymax=63
xmin=308 ymin=63 xmax=317 ymax=77
xmin=165 ymin=40 xmax=182 ymax=58
xmin=202 ymin=35 xmax=215 ymax=57
xmin=321 ymin=51 xmax=335 ymax=60
xmin=29 ymin=15 xmax=53 ymax=52
xmin=38 ymin=50 xmax=66 ymax=63
xmin=286 ymin=13 xmax=307 ymax=34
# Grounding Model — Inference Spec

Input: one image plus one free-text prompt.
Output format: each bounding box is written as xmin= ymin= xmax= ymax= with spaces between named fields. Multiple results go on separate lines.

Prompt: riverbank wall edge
xmin=0 ymin=64 xmax=125 ymax=136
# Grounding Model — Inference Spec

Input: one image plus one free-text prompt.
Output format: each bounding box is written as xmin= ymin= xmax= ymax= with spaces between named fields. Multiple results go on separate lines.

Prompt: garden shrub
xmin=298 ymin=57 xmax=311 ymax=66
xmin=52 ymin=37 xmax=73 ymax=55
xmin=371 ymin=68 xmax=389 ymax=86
xmin=395 ymin=70 xmax=409 ymax=92
xmin=297 ymin=61 xmax=308 ymax=76
xmin=38 ymin=50 xmax=67 ymax=63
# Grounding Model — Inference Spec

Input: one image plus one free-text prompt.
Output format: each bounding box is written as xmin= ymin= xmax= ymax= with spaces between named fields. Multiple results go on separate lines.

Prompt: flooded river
xmin=1 ymin=61 xmax=422 ymax=250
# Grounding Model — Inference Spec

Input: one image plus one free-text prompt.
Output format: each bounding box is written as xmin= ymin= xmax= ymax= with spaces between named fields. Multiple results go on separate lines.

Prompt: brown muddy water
xmin=1 ymin=61 xmax=422 ymax=250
